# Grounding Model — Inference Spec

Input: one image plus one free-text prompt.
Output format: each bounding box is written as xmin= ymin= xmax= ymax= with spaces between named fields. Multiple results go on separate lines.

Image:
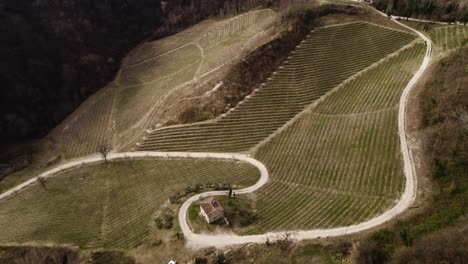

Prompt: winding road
xmin=0 ymin=6 xmax=432 ymax=250
xmin=178 ymin=9 xmax=433 ymax=249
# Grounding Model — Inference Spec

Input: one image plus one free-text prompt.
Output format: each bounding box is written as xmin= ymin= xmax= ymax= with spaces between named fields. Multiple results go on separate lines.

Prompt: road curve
xmin=178 ymin=15 xmax=432 ymax=249
xmin=0 ymin=152 xmax=268 ymax=202
xmin=0 ymin=9 xmax=432 ymax=251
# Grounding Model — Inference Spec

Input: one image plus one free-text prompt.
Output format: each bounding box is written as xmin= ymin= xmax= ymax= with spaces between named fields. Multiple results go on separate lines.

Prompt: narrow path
xmin=391 ymin=15 xmax=459 ymax=25
xmin=0 ymin=152 xmax=267 ymax=203
xmin=177 ymin=9 xmax=432 ymax=249
xmin=0 ymin=7 xmax=432 ymax=251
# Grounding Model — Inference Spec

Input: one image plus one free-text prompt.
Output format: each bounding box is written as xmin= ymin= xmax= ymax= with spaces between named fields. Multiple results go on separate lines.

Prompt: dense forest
xmin=372 ymin=0 xmax=468 ymax=23
xmin=0 ymin=0 xmax=163 ymax=144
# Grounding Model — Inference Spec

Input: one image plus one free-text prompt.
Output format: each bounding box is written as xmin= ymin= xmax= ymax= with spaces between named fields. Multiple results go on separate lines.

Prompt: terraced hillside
xmin=138 ymin=22 xmax=417 ymax=152
xmin=0 ymin=158 xmax=259 ymax=249
xmin=248 ymin=43 xmax=425 ymax=233
xmin=48 ymin=84 xmax=115 ymax=159
xmin=115 ymin=9 xmax=276 ymax=141
xmin=45 ymin=9 xmax=276 ymax=159
xmin=0 ymin=12 xmax=430 ymax=252
xmin=428 ymin=24 xmax=468 ymax=50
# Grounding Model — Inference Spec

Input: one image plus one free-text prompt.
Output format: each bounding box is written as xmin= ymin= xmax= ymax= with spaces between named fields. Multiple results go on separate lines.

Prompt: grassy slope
xmin=0 ymin=4 xmax=442 ymax=263
xmin=0 ymin=9 xmax=277 ymax=195
xmin=135 ymin=21 xmax=424 ymax=234
xmin=0 ymin=158 xmax=259 ymax=249
xmin=114 ymin=9 xmax=277 ymax=147
xmin=247 ymin=43 xmax=425 ymax=233
xmin=139 ymin=22 xmax=417 ymax=152
xmin=48 ymin=83 xmax=116 ymax=160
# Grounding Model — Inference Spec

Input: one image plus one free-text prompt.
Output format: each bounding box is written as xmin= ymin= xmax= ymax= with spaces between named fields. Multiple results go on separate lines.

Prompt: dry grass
xmin=0 ymin=158 xmax=259 ymax=249
xmin=138 ymin=22 xmax=416 ymax=153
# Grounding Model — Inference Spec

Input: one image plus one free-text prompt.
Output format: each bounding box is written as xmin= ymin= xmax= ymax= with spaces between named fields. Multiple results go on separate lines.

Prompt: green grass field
xmin=138 ymin=22 xmax=417 ymax=152
xmin=0 ymin=159 xmax=259 ymax=249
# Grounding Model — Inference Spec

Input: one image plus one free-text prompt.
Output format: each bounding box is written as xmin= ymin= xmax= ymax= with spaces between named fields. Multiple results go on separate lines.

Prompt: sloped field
xmin=246 ymin=43 xmax=425 ymax=233
xmin=122 ymin=20 xmax=219 ymax=67
xmin=428 ymin=25 xmax=468 ymax=50
xmin=49 ymin=84 xmax=115 ymax=159
xmin=119 ymin=44 xmax=202 ymax=88
xmin=0 ymin=159 xmax=259 ymax=249
xmin=38 ymin=9 xmax=276 ymax=160
xmin=196 ymin=10 xmax=276 ymax=76
xmin=139 ymin=22 xmax=417 ymax=152
xmin=115 ymin=9 xmax=276 ymax=137
xmin=0 ymin=17 xmax=428 ymax=250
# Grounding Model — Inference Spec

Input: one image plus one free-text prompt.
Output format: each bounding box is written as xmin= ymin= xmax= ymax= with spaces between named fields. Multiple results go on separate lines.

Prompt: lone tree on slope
xmin=37 ymin=176 xmax=47 ymax=191
xmin=98 ymin=144 xmax=112 ymax=163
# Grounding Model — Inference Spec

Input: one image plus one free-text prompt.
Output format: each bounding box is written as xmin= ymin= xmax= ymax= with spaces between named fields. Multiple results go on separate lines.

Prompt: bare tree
xmin=37 ymin=176 xmax=47 ymax=191
xmin=98 ymin=144 xmax=112 ymax=163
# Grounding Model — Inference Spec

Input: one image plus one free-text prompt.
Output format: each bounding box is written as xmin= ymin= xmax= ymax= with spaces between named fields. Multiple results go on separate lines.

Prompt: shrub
xmin=194 ymin=256 xmax=208 ymax=264
xmin=214 ymin=253 xmax=226 ymax=264
xmin=391 ymin=227 xmax=468 ymax=264
xmin=355 ymin=240 xmax=387 ymax=264
xmin=154 ymin=212 xmax=174 ymax=229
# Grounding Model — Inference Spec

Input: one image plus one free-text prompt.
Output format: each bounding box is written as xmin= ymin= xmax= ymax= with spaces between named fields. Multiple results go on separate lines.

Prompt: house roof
xmin=200 ymin=197 xmax=224 ymax=217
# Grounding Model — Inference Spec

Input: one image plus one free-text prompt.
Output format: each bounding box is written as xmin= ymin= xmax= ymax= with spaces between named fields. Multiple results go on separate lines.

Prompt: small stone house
xmin=199 ymin=197 xmax=225 ymax=224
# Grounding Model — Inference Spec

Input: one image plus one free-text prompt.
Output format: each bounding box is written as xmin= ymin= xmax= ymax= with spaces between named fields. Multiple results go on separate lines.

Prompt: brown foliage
xmin=391 ymin=226 xmax=468 ymax=264
xmin=0 ymin=246 xmax=136 ymax=264
xmin=355 ymin=240 xmax=390 ymax=264
xmin=420 ymin=48 xmax=468 ymax=175
xmin=0 ymin=246 xmax=78 ymax=264
xmin=150 ymin=0 xmax=266 ymax=40
xmin=220 ymin=4 xmax=364 ymax=107
xmin=373 ymin=0 xmax=468 ymax=22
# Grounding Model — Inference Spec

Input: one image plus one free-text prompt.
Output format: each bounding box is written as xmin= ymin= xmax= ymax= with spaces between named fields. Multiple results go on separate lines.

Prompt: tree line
xmin=152 ymin=0 xmax=268 ymax=40
xmin=372 ymin=0 xmax=468 ymax=24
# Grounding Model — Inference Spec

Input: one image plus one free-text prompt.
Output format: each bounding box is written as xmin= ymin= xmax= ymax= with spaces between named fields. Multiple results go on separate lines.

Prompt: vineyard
xmin=114 ymin=9 xmax=276 ymax=141
xmin=48 ymin=84 xmax=115 ymax=159
xmin=39 ymin=9 xmax=277 ymax=160
xmin=248 ymin=43 xmax=425 ymax=233
xmin=122 ymin=20 xmax=218 ymax=67
xmin=0 ymin=5 xmax=432 ymax=251
xmin=138 ymin=22 xmax=417 ymax=152
xmin=0 ymin=158 xmax=259 ymax=249
xmin=428 ymin=24 xmax=468 ymax=50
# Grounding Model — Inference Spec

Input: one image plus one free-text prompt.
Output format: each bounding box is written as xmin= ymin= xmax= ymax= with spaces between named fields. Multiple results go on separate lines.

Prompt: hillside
xmin=1 ymin=1 xmax=466 ymax=264
xmin=355 ymin=38 xmax=468 ymax=264
xmin=0 ymin=0 xmax=163 ymax=143
xmin=0 ymin=0 xmax=265 ymax=146
xmin=0 ymin=158 xmax=260 ymax=249
xmin=372 ymin=0 xmax=468 ymax=23
xmin=47 ymin=9 xmax=277 ymax=160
